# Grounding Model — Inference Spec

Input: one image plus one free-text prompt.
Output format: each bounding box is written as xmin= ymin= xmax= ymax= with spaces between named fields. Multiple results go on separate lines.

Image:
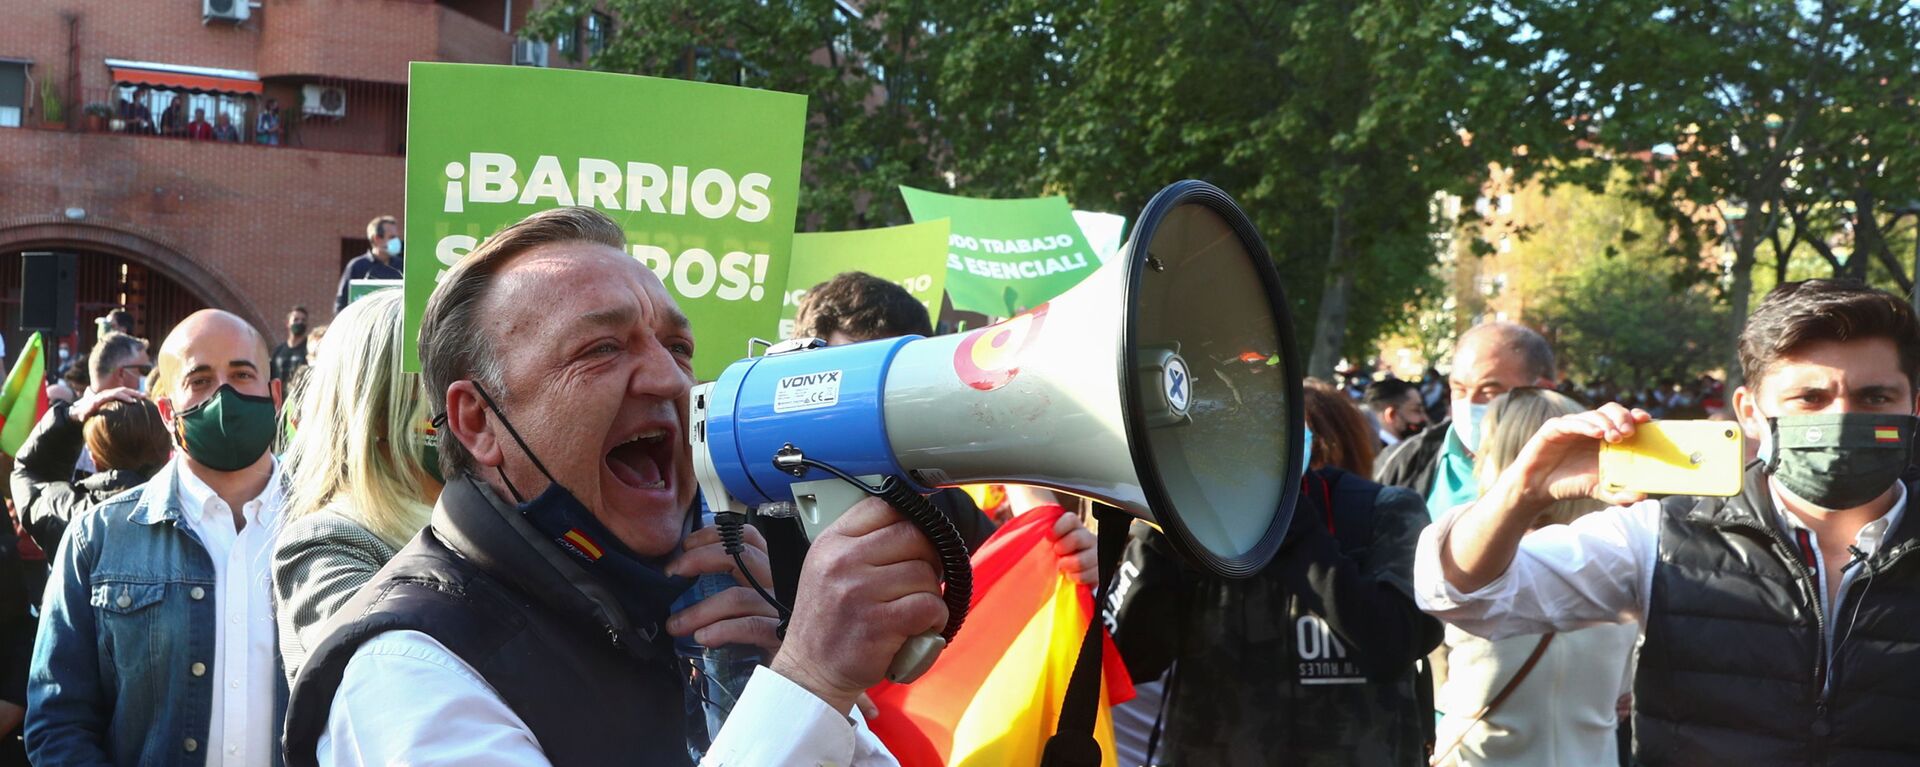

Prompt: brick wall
xmin=0 ymin=0 xmax=264 ymax=110
xmin=260 ymin=0 xmax=437 ymax=84
xmin=0 ymin=0 xmax=517 ymax=341
xmin=0 ymin=127 xmax=404 ymax=332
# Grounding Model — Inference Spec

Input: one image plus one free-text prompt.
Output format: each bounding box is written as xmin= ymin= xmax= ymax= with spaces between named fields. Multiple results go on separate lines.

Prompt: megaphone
xmin=689 ymin=179 xmax=1303 ymax=682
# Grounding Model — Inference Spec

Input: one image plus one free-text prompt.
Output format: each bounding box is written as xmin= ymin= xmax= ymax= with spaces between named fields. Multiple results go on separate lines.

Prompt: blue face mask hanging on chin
xmin=462 ymin=385 xmax=693 ymax=642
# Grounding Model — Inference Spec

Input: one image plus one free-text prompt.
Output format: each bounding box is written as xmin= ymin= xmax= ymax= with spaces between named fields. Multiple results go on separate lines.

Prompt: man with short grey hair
xmin=88 ymin=333 xmax=150 ymax=395
xmin=51 ymin=332 xmax=155 ymax=476
xmin=1375 ymin=322 xmax=1555 ymax=519
xmin=286 ymin=207 xmax=943 ymax=766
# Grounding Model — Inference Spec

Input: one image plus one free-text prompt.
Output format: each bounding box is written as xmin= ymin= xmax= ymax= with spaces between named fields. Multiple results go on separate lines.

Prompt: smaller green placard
xmin=782 ymin=220 xmax=951 ymax=338
xmin=899 ymin=186 xmax=1096 ymax=317
xmin=347 ymin=279 xmax=402 ymax=305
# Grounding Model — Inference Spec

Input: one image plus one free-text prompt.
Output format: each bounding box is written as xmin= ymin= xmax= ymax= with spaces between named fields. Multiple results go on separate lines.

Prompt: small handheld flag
xmin=0 ymin=333 xmax=49 ymax=457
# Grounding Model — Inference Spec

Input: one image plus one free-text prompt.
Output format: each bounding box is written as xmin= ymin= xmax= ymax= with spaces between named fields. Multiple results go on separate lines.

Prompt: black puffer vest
xmin=1634 ymin=465 xmax=1920 ymax=766
xmin=282 ymin=477 xmax=690 ymax=766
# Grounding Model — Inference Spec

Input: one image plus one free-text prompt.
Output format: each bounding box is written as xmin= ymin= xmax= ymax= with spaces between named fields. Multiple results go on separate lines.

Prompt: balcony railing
xmin=36 ymin=83 xmax=406 ymax=157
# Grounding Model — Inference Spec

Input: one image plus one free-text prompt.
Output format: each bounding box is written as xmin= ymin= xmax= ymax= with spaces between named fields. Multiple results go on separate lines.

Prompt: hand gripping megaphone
xmin=689 ymin=180 xmax=1304 ymax=683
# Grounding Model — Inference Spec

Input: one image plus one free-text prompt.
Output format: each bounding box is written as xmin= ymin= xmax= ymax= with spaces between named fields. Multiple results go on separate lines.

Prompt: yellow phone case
xmin=1598 ymin=420 xmax=1745 ymax=498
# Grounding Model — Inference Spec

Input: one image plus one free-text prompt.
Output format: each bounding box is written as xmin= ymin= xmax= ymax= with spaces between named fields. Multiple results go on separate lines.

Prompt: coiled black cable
xmin=759 ymin=450 xmax=973 ymax=644
xmin=868 ymin=475 xmax=973 ymax=642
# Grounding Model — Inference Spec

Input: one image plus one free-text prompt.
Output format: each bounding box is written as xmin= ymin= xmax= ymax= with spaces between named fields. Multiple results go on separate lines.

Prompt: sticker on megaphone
xmin=952 ymin=302 xmax=1050 ymax=391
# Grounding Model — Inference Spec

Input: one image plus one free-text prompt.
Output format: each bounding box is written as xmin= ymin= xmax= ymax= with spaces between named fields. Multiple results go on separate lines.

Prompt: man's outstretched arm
xmin=1414 ymin=404 xmax=1659 ymax=639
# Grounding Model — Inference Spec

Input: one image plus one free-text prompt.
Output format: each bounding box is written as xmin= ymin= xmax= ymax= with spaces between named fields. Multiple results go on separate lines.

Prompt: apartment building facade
xmin=0 ymin=0 xmax=549 ymax=362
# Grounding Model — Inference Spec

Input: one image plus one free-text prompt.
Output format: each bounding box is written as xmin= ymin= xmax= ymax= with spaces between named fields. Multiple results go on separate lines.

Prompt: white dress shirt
xmin=1377 ymin=426 xmax=1402 ymax=448
xmin=316 ymin=630 xmax=900 ymax=766
xmin=1415 ymin=478 xmax=1908 ymax=641
xmin=175 ymin=460 xmax=285 ymax=767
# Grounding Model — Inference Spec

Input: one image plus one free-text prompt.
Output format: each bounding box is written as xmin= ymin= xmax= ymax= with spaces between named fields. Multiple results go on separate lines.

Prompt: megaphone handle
xmin=886 ymin=633 xmax=947 ymax=683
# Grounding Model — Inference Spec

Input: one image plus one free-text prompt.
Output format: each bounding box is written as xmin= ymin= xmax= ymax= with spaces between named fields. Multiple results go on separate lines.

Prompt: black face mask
xmin=463 ymin=385 xmax=693 ymax=637
xmin=1402 ymin=420 xmax=1427 ymax=437
xmin=290 ymin=322 xmax=308 ymax=337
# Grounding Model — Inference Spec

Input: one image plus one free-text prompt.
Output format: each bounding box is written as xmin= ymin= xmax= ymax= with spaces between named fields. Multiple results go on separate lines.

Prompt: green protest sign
xmin=347 ymin=279 xmax=401 ymax=306
xmin=404 ymin=63 xmax=807 ymax=378
xmin=898 ymin=186 xmax=1096 ymax=317
xmin=781 ymin=220 xmax=951 ymax=338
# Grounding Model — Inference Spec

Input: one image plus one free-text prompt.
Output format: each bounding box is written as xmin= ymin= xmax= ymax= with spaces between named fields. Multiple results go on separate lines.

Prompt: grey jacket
xmin=271 ymin=509 xmax=398 ymax=683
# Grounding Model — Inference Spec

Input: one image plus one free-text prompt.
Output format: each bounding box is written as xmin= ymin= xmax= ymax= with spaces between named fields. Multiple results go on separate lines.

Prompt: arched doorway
xmin=0 ymin=218 xmax=248 ymax=382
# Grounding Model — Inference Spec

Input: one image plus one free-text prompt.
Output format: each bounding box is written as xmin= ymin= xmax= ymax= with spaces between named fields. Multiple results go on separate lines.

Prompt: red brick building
xmin=0 ymin=0 xmax=543 ymax=368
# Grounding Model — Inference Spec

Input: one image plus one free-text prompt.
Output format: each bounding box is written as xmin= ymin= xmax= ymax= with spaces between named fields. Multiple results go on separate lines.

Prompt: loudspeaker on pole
xmin=20 ymin=251 xmax=78 ymax=336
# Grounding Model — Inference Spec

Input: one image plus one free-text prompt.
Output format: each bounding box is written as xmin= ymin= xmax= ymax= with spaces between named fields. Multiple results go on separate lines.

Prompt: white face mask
xmin=1451 ymin=399 xmax=1490 ymax=454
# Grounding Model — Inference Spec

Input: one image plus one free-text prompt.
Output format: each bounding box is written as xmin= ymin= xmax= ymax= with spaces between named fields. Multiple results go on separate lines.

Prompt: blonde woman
xmin=272 ymin=290 xmax=443 ymax=681
xmin=1433 ymin=388 xmax=1637 ymax=766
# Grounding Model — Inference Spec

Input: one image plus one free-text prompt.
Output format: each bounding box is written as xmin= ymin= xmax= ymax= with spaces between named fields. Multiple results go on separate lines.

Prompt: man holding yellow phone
xmin=1414 ymin=279 xmax=1920 ymax=765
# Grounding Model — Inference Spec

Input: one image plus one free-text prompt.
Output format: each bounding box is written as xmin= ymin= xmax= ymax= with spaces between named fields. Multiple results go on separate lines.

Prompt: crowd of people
xmin=2 ymin=204 xmax=1918 ymax=766
xmin=112 ymin=87 xmax=284 ymax=145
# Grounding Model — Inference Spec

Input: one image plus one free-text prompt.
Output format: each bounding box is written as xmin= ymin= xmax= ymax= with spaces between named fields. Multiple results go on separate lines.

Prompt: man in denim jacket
xmin=27 ymin=310 xmax=288 ymax=767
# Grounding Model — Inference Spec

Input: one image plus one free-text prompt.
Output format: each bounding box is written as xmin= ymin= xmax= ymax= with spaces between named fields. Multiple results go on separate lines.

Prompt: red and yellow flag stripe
xmin=868 ymin=505 xmax=1133 ymax=766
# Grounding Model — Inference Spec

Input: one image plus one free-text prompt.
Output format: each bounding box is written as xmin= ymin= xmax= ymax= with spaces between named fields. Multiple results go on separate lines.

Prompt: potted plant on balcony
xmin=82 ymin=103 xmax=113 ymax=132
xmin=38 ymin=79 xmax=64 ymax=130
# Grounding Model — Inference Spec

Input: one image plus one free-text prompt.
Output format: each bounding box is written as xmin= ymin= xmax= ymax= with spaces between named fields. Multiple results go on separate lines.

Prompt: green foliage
xmin=529 ymin=0 xmax=1539 ymax=367
xmin=1527 ymin=179 xmax=1730 ymax=387
xmin=39 ymin=78 xmax=61 ymax=123
xmin=932 ymin=0 xmax=1514 ymax=373
xmin=525 ymin=0 xmax=945 ymax=230
xmin=519 ymin=0 xmax=1920 ymax=372
xmin=1476 ymin=0 xmax=1920 ymax=382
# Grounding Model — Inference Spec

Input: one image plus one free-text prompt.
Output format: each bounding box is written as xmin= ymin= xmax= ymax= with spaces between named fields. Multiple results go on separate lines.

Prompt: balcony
xmin=258 ymin=0 xmax=514 ymax=84
xmin=41 ymin=82 xmax=405 ymax=156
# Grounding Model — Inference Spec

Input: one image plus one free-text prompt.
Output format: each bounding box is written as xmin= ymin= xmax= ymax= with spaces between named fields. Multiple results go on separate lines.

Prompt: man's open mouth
xmin=606 ymin=428 xmax=673 ymax=491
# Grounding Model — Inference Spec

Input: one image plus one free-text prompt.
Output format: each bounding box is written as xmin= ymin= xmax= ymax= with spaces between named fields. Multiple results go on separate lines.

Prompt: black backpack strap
xmin=1314 ymin=467 xmax=1379 ymax=554
xmin=1041 ymin=503 xmax=1132 ymax=767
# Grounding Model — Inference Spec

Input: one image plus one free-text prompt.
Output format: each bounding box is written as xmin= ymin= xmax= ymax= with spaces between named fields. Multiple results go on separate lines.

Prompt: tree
xmin=930 ymin=0 xmax=1554 ymax=377
xmin=1528 ymin=177 xmax=1730 ymax=388
xmin=1485 ymin=0 xmax=1920 ymax=385
xmin=534 ymin=0 xmax=1558 ymax=373
xmin=525 ymin=0 xmax=947 ymax=230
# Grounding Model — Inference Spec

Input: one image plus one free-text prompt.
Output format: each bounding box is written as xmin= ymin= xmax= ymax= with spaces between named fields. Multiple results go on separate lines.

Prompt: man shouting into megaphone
xmin=282 ymin=207 xmax=938 ymax=766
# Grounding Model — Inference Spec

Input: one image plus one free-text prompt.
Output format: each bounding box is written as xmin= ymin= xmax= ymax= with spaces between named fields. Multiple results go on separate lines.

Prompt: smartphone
xmin=1598 ymin=420 xmax=1744 ymax=497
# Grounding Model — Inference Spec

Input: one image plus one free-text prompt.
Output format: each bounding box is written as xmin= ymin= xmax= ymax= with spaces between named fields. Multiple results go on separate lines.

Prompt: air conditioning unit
xmin=514 ymin=39 xmax=550 ymax=67
xmin=301 ymin=84 xmax=347 ymax=118
xmin=203 ymin=0 xmax=249 ymax=23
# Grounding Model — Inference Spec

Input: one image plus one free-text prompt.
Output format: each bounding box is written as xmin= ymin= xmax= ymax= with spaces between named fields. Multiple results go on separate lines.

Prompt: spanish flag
xmin=1876 ymin=425 xmax=1902 ymax=443
xmin=0 ymin=333 xmax=48 ymax=457
xmin=867 ymin=506 xmax=1134 ymax=766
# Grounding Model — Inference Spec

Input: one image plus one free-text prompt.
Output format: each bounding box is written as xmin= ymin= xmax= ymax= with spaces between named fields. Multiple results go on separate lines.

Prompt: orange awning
xmin=108 ymin=61 xmax=261 ymax=95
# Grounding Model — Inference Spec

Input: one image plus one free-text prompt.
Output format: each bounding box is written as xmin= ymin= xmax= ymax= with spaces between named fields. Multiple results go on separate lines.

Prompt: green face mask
xmin=174 ymin=384 xmax=278 ymax=472
xmin=1760 ymin=413 xmax=1916 ymax=510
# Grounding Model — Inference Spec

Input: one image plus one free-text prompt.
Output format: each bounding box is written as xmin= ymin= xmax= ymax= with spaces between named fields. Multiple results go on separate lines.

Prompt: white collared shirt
xmin=175 ymin=459 xmax=284 ymax=767
xmin=1378 ymin=426 xmax=1402 ymax=448
xmin=315 ymin=630 xmax=899 ymax=766
xmin=1414 ymin=478 xmax=1909 ymax=640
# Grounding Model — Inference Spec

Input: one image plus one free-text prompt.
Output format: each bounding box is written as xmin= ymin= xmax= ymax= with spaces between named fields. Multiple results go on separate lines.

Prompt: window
xmin=690 ymin=47 xmax=744 ymax=86
xmin=584 ymin=12 xmax=612 ymax=59
xmin=555 ymin=15 xmax=579 ymax=61
xmin=0 ymin=61 xmax=27 ymax=128
xmin=832 ymin=2 xmax=858 ymax=65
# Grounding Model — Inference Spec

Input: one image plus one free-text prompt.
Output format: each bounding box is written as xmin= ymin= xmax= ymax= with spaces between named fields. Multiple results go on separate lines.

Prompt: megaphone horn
xmin=689 ymin=179 xmax=1305 ymax=681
